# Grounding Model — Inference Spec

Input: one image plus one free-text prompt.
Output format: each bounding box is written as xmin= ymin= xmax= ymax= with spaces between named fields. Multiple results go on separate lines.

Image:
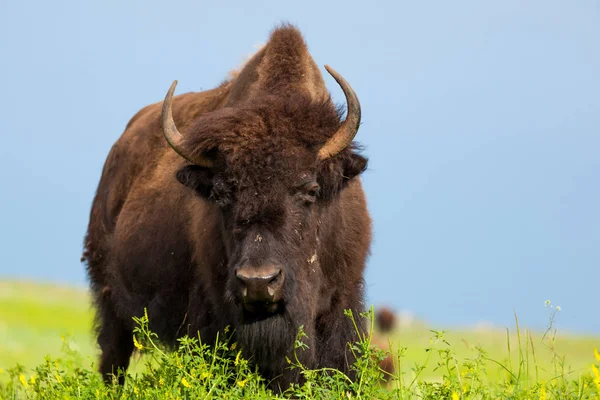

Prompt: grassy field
xmin=1 ymin=280 xmax=599 ymax=398
xmin=0 ymin=281 xmax=96 ymax=371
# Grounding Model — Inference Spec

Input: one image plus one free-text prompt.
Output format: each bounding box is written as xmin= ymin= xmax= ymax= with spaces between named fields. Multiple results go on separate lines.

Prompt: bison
xmin=375 ymin=306 xmax=397 ymax=334
xmin=83 ymin=25 xmax=372 ymax=390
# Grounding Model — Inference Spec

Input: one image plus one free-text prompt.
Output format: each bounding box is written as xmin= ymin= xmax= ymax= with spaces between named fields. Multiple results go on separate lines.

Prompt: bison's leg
xmin=97 ymin=297 xmax=133 ymax=385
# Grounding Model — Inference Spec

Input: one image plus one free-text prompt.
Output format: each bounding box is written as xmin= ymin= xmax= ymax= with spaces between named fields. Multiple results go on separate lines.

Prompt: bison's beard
xmin=235 ymin=312 xmax=297 ymax=375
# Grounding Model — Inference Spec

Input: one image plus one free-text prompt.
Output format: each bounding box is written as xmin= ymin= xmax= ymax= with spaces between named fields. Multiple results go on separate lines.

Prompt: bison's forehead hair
xmin=183 ymin=92 xmax=344 ymax=180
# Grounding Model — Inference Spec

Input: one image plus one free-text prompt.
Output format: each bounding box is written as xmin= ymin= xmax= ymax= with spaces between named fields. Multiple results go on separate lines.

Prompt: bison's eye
xmin=300 ymin=182 xmax=319 ymax=204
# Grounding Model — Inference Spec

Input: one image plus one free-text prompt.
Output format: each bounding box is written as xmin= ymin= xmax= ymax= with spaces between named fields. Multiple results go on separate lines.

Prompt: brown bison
xmin=373 ymin=307 xmax=398 ymax=382
xmin=83 ymin=25 xmax=372 ymax=390
xmin=375 ymin=306 xmax=397 ymax=333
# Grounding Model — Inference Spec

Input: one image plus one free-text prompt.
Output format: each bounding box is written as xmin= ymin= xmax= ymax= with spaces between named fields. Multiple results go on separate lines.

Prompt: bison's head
xmin=161 ymin=67 xmax=366 ymax=363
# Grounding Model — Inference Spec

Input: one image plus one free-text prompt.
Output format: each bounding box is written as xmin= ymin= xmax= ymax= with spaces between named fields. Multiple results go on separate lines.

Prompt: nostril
xmin=268 ymin=269 xmax=282 ymax=285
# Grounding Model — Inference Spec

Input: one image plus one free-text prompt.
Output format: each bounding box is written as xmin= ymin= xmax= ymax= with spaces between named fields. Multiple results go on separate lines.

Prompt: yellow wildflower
xmin=19 ymin=374 xmax=28 ymax=387
xmin=181 ymin=377 xmax=192 ymax=388
xmin=230 ymin=342 xmax=237 ymax=350
xmin=451 ymin=392 xmax=459 ymax=400
xmin=224 ymin=325 xmax=230 ymax=334
xmin=594 ymin=348 xmax=600 ymax=363
xmin=539 ymin=384 xmax=547 ymax=400
xmin=592 ymin=364 xmax=600 ymax=392
xmin=201 ymin=372 xmax=211 ymax=379
xmin=134 ymin=387 xmax=140 ymax=395
xmin=55 ymin=373 xmax=63 ymax=383
xmin=235 ymin=351 xmax=241 ymax=366
xmin=29 ymin=374 xmax=36 ymax=385
xmin=237 ymin=378 xmax=248 ymax=387
xmin=96 ymin=389 xmax=100 ymax=398
xmin=159 ymin=377 xmax=165 ymax=386
xmin=133 ymin=335 xmax=144 ymax=350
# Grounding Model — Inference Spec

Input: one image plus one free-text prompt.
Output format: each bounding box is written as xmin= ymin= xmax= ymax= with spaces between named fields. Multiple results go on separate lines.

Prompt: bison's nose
xmin=236 ymin=265 xmax=284 ymax=306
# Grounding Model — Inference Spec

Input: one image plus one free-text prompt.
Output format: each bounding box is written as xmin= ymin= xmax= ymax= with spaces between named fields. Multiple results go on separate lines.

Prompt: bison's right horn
xmin=162 ymin=80 xmax=214 ymax=168
xmin=317 ymin=65 xmax=362 ymax=161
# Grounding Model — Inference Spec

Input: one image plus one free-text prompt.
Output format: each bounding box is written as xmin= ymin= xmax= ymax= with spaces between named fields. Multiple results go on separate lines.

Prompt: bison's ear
xmin=318 ymin=152 xmax=368 ymax=200
xmin=176 ymin=165 xmax=214 ymax=198
xmin=341 ymin=153 xmax=368 ymax=182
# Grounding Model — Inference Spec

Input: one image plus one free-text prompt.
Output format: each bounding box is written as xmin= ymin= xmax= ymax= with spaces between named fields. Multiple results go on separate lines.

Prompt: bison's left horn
xmin=317 ymin=65 xmax=362 ymax=160
xmin=162 ymin=80 xmax=214 ymax=168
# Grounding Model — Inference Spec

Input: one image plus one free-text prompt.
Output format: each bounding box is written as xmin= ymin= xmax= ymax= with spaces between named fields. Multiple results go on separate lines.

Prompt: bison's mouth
xmin=241 ymin=300 xmax=285 ymax=323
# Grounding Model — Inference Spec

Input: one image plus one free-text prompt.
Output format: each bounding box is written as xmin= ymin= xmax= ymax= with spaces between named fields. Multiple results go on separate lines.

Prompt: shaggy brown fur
xmin=83 ymin=24 xmax=372 ymax=391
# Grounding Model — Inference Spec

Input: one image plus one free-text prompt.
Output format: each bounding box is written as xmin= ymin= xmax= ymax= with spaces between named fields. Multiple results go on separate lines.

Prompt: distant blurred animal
xmin=376 ymin=344 xmax=395 ymax=382
xmin=82 ymin=24 xmax=373 ymax=391
xmin=373 ymin=306 xmax=397 ymax=382
xmin=376 ymin=306 xmax=397 ymax=333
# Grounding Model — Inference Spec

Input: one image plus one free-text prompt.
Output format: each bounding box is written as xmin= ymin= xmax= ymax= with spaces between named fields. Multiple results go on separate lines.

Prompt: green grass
xmin=1 ymin=280 xmax=599 ymax=398
xmin=0 ymin=281 xmax=96 ymax=371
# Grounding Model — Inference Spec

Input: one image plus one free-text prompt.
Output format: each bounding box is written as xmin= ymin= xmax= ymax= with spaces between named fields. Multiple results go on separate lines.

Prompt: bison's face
xmin=161 ymin=66 xmax=364 ymax=325
xmin=175 ymin=148 xmax=366 ymax=319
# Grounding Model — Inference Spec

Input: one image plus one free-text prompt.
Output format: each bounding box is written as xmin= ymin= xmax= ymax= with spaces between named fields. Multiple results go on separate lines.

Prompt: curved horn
xmin=318 ymin=65 xmax=362 ymax=160
xmin=162 ymin=80 xmax=213 ymax=168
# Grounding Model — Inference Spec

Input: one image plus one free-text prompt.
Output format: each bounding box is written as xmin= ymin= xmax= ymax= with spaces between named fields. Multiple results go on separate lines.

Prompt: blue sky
xmin=1 ymin=1 xmax=598 ymax=333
